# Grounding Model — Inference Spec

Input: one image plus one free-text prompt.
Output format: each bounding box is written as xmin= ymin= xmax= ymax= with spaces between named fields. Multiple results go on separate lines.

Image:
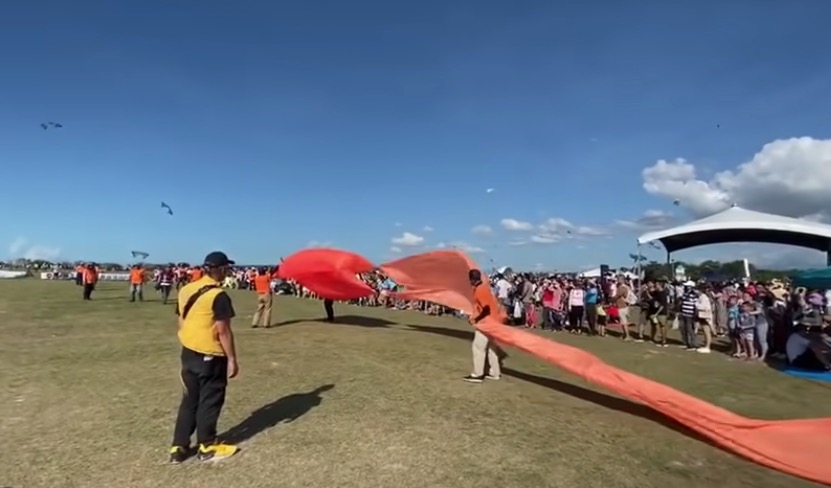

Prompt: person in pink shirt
xmin=550 ymin=282 xmax=564 ymax=331
xmin=541 ymin=281 xmax=555 ymax=330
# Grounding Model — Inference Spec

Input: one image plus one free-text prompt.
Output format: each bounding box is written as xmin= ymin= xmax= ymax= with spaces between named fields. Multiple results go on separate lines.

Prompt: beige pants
xmin=252 ymin=293 xmax=273 ymax=327
xmin=618 ymin=306 xmax=630 ymax=325
xmin=472 ymin=330 xmax=501 ymax=377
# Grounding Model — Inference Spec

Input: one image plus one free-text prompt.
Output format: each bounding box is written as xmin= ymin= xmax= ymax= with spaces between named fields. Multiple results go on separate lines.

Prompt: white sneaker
xmin=485 ymin=374 xmax=501 ymax=380
xmin=696 ymin=347 xmax=711 ymax=354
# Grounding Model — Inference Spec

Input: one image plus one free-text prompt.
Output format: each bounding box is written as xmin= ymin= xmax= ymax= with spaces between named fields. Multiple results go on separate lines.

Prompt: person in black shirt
xmin=323 ymin=299 xmax=335 ymax=322
xmin=648 ymin=281 xmax=670 ymax=346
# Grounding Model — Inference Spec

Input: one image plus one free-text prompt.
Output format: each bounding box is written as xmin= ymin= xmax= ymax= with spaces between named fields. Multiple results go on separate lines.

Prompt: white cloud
xmin=422 ymin=225 xmax=434 ymax=232
xmin=535 ymin=217 xmax=609 ymax=241
xmin=500 ymin=218 xmax=533 ymax=231
xmin=7 ymin=238 xmax=61 ymax=261
xmin=389 ymin=246 xmax=403 ymax=254
xmin=306 ymin=240 xmax=333 ymax=248
xmin=471 ymin=224 xmax=493 ymax=236
xmin=642 ymin=137 xmax=831 ymax=220
xmin=530 ymin=234 xmax=560 ymax=244
xmin=391 ymin=232 xmax=424 ymax=247
xmin=507 ymin=240 xmax=528 ymax=246
xmin=539 ymin=218 xmax=573 ymax=234
xmin=616 ymin=209 xmax=676 ymax=231
xmin=446 ymin=241 xmax=485 ymax=253
xmin=8 ymin=238 xmax=26 ymax=256
xmin=436 ymin=242 xmax=447 ymax=248
xmin=574 ymin=225 xmax=609 ymax=236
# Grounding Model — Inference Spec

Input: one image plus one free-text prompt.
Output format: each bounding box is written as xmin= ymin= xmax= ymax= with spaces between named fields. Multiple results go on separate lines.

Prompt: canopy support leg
xmin=636 ymin=244 xmax=643 ymax=293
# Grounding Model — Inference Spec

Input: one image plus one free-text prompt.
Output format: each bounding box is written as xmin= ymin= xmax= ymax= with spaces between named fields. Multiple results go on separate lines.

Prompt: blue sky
xmin=2 ymin=0 xmax=831 ymax=269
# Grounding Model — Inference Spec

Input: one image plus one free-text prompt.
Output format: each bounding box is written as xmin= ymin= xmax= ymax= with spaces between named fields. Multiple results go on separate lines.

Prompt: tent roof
xmin=637 ymin=206 xmax=831 ymax=253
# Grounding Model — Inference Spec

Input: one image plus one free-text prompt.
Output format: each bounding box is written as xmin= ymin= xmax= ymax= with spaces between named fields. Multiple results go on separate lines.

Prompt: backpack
xmin=625 ymin=286 xmax=638 ymax=306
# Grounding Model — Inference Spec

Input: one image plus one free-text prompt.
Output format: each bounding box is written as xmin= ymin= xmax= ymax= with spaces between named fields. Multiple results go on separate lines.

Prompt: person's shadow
xmin=273 ymin=316 xmax=394 ymax=328
xmin=220 ymin=384 xmax=335 ymax=444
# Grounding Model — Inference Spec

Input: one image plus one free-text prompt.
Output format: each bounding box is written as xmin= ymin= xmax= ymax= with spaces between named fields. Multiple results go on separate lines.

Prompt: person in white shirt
xmin=494 ymin=275 xmax=512 ymax=309
xmin=567 ymin=284 xmax=586 ymax=334
xmin=695 ymin=288 xmax=714 ymax=353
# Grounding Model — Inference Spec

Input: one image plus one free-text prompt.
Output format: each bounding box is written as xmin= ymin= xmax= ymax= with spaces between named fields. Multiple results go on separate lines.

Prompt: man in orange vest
xmin=75 ymin=263 xmax=84 ymax=286
xmin=252 ymin=267 xmax=273 ymax=328
xmin=129 ymin=264 xmax=146 ymax=302
xmin=82 ymin=263 xmax=98 ymax=300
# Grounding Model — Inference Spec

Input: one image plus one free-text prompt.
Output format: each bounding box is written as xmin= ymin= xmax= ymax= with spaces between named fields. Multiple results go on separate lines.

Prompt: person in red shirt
xmin=463 ymin=269 xmax=504 ymax=383
xmin=82 ymin=263 xmax=98 ymax=300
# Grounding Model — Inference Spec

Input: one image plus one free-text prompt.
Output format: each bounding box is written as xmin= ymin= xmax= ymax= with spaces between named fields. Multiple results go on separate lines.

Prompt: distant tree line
xmin=620 ymin=254 xmax=802 ymax=282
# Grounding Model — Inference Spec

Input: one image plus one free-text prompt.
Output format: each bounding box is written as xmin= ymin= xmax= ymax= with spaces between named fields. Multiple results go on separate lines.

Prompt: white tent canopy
xmin=579 ymin=267 xmax=602 ymax=278
xmin=637 ymin=206 xmax=831 ymax=260
xmin=578 ymin=268 xmax=638 ymax=279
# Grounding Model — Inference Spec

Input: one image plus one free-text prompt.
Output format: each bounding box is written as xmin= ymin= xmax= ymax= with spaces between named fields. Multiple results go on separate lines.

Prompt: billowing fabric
xmin=274 ymin=246 xmax=831 ymax=485
xmin=380 ymin=250 xmax=481 ymax=313
xmin=277 ymin=248 xmax=374 ymax=300
xmin=379 ymin=250 xmax=831 ymax=487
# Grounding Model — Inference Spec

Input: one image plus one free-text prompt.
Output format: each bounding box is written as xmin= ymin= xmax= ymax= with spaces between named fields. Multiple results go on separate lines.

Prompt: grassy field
xmin=1 ymin=280 xmax=829 ymax=488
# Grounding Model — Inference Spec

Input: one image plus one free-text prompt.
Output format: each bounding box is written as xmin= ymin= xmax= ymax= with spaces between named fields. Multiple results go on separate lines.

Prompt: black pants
xmin=324 ymin=299 xmax=334 ymax=322
xmin=160 ymin=285 xmax=172 ymax=304
xmin=172 ymin=347 xmax=228 ymax=447
xmin=568 ymin=306 xmax=584 ymax=330
xmin=791 ymin=350 xmax=828 ymax=371
xmin=75 ymin=273 xmax=82 ymax=286
xmin=82 ymin=283 xmax=95 ymax=300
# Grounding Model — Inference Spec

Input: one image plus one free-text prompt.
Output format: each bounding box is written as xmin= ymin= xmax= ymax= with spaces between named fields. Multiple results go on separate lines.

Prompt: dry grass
xmin=1 ymin=280 xmax=829 ymax=488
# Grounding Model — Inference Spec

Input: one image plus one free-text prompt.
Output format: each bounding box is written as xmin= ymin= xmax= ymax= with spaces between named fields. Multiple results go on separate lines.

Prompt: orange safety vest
xmin=254 ymin=274 xmax=271 ymax=294
xmin=83 ymin=268 xmax=98 ymax=284
xmin=130 ymin=269 xmax=144 ymax=284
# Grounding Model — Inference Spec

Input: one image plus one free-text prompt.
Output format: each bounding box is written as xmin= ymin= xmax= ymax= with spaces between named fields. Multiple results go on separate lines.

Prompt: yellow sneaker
xmin=169 ymin=445 xmax=190 ymax=464
xmin=197 ymin=442 xmax=239 ymax=462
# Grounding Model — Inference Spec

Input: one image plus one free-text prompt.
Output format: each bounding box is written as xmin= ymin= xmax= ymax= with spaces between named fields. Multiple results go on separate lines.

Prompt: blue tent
xmin=791 ymin=267 xmax=831 ymax=289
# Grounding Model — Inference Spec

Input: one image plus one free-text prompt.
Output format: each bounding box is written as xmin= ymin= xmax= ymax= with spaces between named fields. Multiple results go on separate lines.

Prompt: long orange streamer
xmin=380 ymin=250 xmax=831 ymax=486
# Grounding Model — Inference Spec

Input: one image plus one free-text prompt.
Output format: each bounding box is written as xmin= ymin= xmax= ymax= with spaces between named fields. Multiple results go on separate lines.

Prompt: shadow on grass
xmin=406 ymin=323 xmax=714 ymax=445
xmin=501 ymin=367 xmax=708 ymax=441
xmin=407 ymin=324 xmax=473 ymax=340
xmin=274 ymin=315 xmax=395 ymax=328
xmin=220 ymin=384 xmax=335 ymax=444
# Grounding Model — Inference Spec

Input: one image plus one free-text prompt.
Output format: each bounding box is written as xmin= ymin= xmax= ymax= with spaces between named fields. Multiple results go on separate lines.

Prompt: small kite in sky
xmin=161 ymin=202 xmax=173 ymax=215
xmin=40 ymin=122 xmax=63 ymax=130
xmin=131 ymin=250 xmax=150 ymax=260
xmin=486 ymin=188 xmax=494 ymax=193
xmin=673 ymin=199 xmax=680 ymax=206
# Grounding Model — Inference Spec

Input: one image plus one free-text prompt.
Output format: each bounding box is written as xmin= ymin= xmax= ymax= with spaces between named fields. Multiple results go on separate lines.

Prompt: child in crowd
xmin=727 ymin=295 xmax=741 ymax=356
xmin=737 ymin=301 xmax=757 ymax=360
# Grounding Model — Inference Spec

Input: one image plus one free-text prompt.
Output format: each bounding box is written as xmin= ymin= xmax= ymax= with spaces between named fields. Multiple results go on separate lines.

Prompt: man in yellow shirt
xmin=169 ymin=251 xmax=240 ymax=464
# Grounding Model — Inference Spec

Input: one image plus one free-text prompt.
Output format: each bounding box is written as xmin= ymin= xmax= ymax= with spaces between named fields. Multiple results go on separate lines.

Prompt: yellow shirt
xmin=176 ymin=276 xmax=235 ymax=356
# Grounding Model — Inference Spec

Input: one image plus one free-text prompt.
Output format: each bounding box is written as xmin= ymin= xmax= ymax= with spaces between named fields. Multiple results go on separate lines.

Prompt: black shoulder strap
xmin=182 ymin=284 xmax=221 ymax=319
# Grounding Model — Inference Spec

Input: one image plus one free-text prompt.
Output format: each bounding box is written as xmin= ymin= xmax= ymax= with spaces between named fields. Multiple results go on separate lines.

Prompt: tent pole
xmin=636 ymin=243 xmax=643 ymax=294
xmin=827 ymin=249 xmax=830 ymax=267
xmin=666 ymin=249 xmax=675 ymax=307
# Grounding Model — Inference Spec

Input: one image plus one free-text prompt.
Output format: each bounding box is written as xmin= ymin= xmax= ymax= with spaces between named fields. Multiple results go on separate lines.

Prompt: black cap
xmin=468 ymin=269 xmax=482 ymax=281
xmin=203 ymin=251 xmax=235 ymax=268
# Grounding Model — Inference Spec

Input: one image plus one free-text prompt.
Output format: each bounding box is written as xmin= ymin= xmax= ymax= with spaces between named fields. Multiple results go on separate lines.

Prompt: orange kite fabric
xmin=277 ymin=248 xmax=375 ymax=300
xmin=380 ymin=250 xmax=831 ymax=486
